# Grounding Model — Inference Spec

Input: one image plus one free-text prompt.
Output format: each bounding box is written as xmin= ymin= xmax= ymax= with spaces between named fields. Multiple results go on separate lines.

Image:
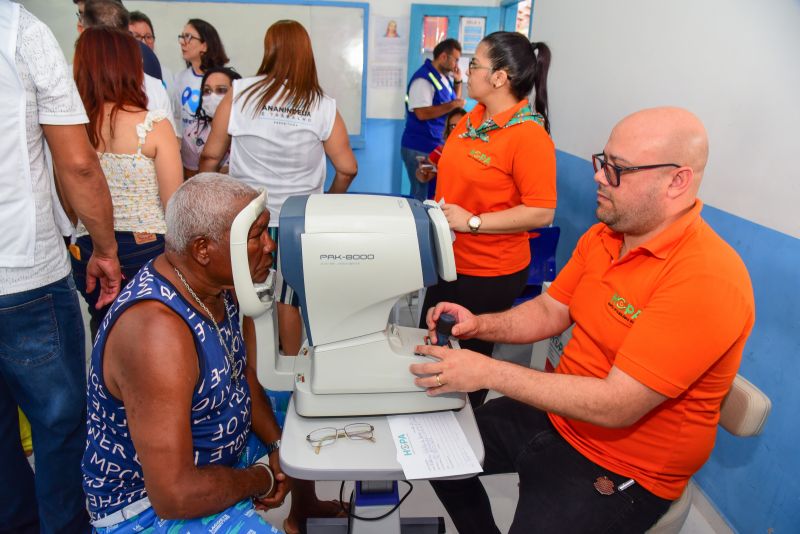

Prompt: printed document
xmin=387 ymin=411 xmax=482 ymax=479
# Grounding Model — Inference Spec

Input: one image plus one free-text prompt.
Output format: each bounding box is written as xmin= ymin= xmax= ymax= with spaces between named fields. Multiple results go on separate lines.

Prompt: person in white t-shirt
xmin=182 ymin=66 xmax=241 ymax=173
xmin=175 ymin=18 xmax=229 ymax=178
xmin=0 ymin=3 xmax=121 ymax=532
xmin=199 ymin=19 xmax=357 ymax=534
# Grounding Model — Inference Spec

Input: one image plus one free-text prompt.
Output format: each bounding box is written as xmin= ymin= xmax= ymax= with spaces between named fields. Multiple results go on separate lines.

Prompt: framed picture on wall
xmin=516 ymin=0 xmax=532 ymax=37
xmin=422 ymin=16 xmax=448 ymax=52
xmin=459 ymin=16 xmax=486 ymax=54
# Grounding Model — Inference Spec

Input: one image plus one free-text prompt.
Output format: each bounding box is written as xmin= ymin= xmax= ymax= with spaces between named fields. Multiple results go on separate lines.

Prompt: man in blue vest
xmin=401 ymin=38 xmax=465 ymax=201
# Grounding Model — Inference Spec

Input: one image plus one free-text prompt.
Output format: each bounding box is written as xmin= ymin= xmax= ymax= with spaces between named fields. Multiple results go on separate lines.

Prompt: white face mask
xmin=202 ymin=93 xmax=224 ymax=117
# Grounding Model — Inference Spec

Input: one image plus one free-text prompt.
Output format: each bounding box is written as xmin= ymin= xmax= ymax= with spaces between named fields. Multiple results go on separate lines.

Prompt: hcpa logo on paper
xmin=397 ymin=433 xmax=414 ymax=457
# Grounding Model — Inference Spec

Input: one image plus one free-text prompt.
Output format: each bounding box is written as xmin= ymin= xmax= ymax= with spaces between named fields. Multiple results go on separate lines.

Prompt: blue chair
xmin=513 ymin=226 xmax=560 ymax=306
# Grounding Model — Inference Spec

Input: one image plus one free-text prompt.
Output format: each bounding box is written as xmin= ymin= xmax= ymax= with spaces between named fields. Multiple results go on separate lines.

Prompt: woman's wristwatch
xmin=468 ymin=215 xmax=482 ymax=234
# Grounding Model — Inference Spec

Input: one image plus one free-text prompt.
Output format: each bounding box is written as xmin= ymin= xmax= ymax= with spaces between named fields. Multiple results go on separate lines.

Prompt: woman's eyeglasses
xmin=178 ymin=33 xmax=203 ymax=44
xmin=468 ymin=58 xmax=492 ymax=73
xmin=306 ymin=423 xmax=375 ymax=454
xmin=132 ymin=32 xmax=155 ymax=44
xmin=202 ymin=86 xmax=230 ymax=96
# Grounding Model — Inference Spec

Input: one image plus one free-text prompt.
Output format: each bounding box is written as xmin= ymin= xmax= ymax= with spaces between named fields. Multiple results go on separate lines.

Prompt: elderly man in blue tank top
xmin=82 ymin=173 xmax=286 ymax=533
xmin=401 ymin=38 xmax=466 ymax=201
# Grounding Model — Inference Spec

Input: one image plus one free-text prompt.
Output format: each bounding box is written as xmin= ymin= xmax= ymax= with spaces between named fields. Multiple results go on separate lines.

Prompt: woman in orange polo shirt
xmin=420 ymin=32 xmax=557 ymax=406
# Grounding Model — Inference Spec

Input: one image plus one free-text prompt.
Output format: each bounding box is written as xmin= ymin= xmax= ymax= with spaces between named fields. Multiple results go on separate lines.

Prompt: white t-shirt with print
xmin=0 ymin=4 xmax=87 ymax=294
xmin=228 ymin=76 xmax=336 ymax=227
xmin=174 ymin=66 xmax=204 ymax=167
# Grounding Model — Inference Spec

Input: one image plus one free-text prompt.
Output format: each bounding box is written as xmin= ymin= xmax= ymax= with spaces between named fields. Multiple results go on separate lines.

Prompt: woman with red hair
xmin=201 ymin=19 xmax=357 ymax=358
xmin=70 ymin=27 xmax=182 ymax=335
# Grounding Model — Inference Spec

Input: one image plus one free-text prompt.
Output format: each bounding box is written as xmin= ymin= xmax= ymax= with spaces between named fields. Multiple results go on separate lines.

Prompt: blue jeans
xmin=400 ymin=146 xmax=431 ymax=202
xmin=71 ymin=232 xmax=165 ymax=337
xmin=0 ymin=275 xmax=90 ymax=534
xmin=431 ymin=397 xmax=672 ymax=533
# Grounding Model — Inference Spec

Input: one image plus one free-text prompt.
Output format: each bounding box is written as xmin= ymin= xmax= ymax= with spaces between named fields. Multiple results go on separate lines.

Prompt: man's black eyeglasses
xmin=592 ymin=153 xmax=681 ymax=187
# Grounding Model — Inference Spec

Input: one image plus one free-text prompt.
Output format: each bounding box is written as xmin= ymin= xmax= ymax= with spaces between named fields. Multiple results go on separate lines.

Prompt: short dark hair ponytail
xmin=483 ymin=32 xmax=552 ymax=133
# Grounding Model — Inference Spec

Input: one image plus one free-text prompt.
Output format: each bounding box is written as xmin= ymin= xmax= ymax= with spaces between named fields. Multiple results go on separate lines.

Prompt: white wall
xmin=23 ymin=0 xmax=366 ymax=135
xmin=533 ymin=0 xmax=800 ymax=238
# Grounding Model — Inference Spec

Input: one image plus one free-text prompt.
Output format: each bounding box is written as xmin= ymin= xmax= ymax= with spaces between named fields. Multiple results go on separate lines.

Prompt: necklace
xmin=172 ymin=265 xmax=240 ymax=382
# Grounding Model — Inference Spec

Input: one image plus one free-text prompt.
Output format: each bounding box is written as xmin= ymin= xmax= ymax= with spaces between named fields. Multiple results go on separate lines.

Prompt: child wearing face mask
xmin=186 ymin=67 xmax=242 ymax=175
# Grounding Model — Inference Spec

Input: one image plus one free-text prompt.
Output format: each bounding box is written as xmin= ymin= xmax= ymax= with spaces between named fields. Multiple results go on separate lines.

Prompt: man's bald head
xmin=611 ymin=107 xmax=708 ymax=189
xmin=596 ymin=108 xmax=709 ymax=238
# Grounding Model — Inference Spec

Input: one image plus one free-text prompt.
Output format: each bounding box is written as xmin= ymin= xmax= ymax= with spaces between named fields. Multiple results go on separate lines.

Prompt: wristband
xmin=252 ymin=458 xmax=275 ymax=500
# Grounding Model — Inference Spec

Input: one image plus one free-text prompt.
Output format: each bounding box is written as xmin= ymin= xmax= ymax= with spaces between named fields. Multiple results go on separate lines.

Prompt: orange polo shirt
xmin=435 ymin=100 xmax=556 ymax=277
xmin=546 ymin=201 xmax=755 ymax=499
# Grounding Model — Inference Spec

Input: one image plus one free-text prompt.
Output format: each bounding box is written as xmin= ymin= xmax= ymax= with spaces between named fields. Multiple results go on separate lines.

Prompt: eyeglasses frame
xmin=178 ymin=33 xmax=204 ymax=44
xmin=132 ymin=32 xmax=156 ymax=44
xmin=468 ymin=58 xmax=493 ymax=74
xmin=202 ymin=86 xmax=231 ymax=97
xmin=306 ymin=423 xmax=375 ymax=454
xmin=592 ymin=153 xmax=681 ymax=187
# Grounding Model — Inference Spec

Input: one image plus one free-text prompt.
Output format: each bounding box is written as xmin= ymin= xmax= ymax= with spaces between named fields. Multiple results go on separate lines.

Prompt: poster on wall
xmin=459 ymin=17 xmax=485 ymax=55
xmin=372 ymin=15 xmax=409 ymax=64
xmin=516 ymin=0 xmax=532 ymax=37
xmin=422 ymin=16 xmax=449 ymax=52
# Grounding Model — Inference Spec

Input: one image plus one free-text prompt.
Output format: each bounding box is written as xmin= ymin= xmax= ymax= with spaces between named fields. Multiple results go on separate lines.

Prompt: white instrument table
xmin=280 ymin=397 xmax=485 ymax=481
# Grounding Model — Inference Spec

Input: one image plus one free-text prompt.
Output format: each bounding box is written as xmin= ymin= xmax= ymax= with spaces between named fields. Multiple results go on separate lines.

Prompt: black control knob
xmin=434 ymin=313 xmax=456 ymax=346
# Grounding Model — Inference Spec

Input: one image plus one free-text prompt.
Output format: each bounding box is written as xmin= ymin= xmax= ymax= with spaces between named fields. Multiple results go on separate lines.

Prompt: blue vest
xmin=82 ymin=260 xmax=251 ymax=522
xmin=401 ymin=59 xmax=456 ymax=153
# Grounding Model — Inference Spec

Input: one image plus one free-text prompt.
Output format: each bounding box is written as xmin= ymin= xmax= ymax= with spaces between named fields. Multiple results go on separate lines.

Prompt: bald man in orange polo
xmin=411 ymin=107 xmax=755 ymax=534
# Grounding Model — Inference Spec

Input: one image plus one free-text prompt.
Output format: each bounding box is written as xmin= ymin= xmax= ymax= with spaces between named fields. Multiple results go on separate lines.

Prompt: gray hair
xmin=83 ymin=0 xmax=129 ymax=30
xmin=165 ymin=173 xmax=259 ymax=253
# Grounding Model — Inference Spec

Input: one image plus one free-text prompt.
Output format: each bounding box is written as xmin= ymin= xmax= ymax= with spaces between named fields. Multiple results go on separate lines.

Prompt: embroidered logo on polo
xmin=469 ymin=149 xmax=491 ymax=166
xmin=608 ymin=292 xmax=642 ymax=324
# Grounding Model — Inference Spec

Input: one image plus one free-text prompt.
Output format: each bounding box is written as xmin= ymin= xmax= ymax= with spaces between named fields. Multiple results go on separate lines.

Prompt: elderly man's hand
xmin=425 ymin=302 xmax=480 ymax=344
xmin=253 ymin=450 xmax=291 ymax=510
xmin=410 ymin=345 xmax=492 ymax=394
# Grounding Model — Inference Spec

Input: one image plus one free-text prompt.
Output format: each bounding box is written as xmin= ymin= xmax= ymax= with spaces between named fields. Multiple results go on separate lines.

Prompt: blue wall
xmin=325 ymin=118 xmax=406 ymax=195
xmin=553 ymin=151 xmax=800 ymax=533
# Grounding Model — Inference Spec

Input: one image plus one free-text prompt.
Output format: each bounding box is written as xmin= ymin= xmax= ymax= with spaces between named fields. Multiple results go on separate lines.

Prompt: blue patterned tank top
xmin=82 ymin=260 xmax=251 ymax=522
